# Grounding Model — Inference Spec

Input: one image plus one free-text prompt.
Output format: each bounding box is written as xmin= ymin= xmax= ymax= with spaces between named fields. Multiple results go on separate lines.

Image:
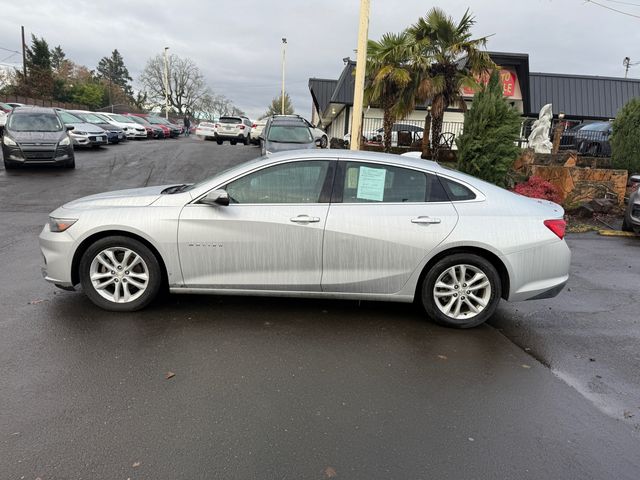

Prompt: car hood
xmin=61 ymin=185 xmax=173 ymax=210
xmin=8 ymin=130 xmax=65 ymax=142
xmin=96 ymin=123 xmax=122 ymax=132
xmin=68 ymin=122 xmax=105 ymax=134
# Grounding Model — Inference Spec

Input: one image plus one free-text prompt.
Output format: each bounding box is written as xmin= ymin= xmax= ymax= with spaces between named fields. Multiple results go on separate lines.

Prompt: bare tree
xmin=139 ymin=53 xmax=210 ymax=115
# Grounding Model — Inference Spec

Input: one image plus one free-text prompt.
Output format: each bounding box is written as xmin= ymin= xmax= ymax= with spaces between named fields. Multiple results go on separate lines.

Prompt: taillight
xmin=544 ymin=219 xmax=566 ymax=239
xmin=214 ymin=123 xmax=220 ymax=128
xmin=239 ymin=125 xmax=245 ymax=130
xmin=252 ymin=123 xmax=257 ymax=128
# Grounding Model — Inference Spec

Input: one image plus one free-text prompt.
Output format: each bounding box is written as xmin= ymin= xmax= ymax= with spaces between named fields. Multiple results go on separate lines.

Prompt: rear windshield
xmin=8 ymin=113 xmax=63 ymax=132
xmin=267 ymin=125 xmax=313 ymax=143
xmin=219 ymin=117 xmax=241 ymax=124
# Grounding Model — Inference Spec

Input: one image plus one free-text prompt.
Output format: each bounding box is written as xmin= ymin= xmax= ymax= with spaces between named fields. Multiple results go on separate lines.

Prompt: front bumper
xmin=71 ymin=134 xmax=108 ymax=147
xmin=39 ymin=223 xmax=76 ymax=287
xmin=2 ymin=144 xmax=73 ymax=165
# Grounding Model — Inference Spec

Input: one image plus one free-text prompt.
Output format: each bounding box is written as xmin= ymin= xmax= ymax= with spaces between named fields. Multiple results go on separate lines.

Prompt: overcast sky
xmin=1 ymin=0 xmax=639 ymax=119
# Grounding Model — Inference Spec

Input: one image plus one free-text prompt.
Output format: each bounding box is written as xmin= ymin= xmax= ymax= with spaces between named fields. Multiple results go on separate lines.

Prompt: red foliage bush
xmin=513 ymin=176 xmax=562 ymax=204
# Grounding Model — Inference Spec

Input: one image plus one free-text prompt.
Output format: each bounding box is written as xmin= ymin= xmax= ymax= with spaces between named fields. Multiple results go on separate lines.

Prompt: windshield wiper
xmin=161 ymin=184 xmax=190 ymax=194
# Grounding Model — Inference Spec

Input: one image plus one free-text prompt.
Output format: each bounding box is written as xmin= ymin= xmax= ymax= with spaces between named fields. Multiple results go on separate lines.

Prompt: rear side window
xmin=438 ymin=176 xmax=476 ymax=201
xmin=340 ymin=162 xmax=448 ymax=203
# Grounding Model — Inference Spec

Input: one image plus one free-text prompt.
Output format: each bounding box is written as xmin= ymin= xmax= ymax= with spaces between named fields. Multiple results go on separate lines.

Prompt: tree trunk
xmin=430 ymin=95 xmax=446 ymax=161
xmin=421 ymin=112 xmax=432 ymax=159
xmin=382 ymin=104 xmax=395 ymax=154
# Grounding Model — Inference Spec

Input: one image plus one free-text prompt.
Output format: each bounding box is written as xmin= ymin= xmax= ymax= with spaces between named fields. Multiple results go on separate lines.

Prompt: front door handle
xmin=290 ymin=215 xmax=321 ymax=223
xmin=411 ymin=216 xmax=441 ymax=225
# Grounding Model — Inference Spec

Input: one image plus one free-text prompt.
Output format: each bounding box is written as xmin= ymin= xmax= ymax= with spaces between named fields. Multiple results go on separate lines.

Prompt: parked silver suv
xmin=214 ymin=116 xmax=252 ymax=145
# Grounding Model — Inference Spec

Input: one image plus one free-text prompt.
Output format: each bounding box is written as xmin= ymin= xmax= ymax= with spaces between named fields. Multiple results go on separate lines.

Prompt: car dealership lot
xmin=1 ymin=139 xmax=639 ymax=479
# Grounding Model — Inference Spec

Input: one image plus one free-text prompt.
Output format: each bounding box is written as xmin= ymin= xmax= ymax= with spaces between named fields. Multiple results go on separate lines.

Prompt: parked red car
xmin=125 ymin=114 xmax=166 ymax=139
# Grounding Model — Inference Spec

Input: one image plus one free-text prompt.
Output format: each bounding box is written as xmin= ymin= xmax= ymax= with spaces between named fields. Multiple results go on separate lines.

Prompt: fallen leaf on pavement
xmin=165 ymin=372 xmax=175 ymax=379
xmin=323 ymin=466 xmax=337 ymax=478
xmin=132 ymin=461 xmax=141 ymax=468
xmin=437 ymin=355 xmax=448 ymax=360
xmin=28 ymin=299 xmax=48 ymax=305
xmin=521 ymin=364 xmax=531 ymax=369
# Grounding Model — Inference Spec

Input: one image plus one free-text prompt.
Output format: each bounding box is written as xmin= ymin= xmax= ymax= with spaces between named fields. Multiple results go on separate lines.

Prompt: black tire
xmin=622 ymin=215 xmax=633 ymax=232
xmin=79 ymin=236 xmax=162 ymax=312
xmin=421 ymin=253 xmax=502 ymax=329
xmin=65 ymin=157 xmax=76 ymax=169
xmin=320 ymin=135 xmax=328 ymax=148
xmin=588 ymin=143 xmax=600 ymax=156
xmin=230 ymin=140 xmax=237 ymax=146
xmin=577 ymin=141 xmax=587 ymax=154
xmin=216 ymin=139 xmax=223 ymax=145
xmin=244 ymin=135 xmax=250 ymax=145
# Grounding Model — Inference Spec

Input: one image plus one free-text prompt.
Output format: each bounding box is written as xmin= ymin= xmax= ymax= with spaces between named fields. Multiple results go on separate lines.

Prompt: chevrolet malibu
xmin=39 ymin=150 xmax=570 ymax=328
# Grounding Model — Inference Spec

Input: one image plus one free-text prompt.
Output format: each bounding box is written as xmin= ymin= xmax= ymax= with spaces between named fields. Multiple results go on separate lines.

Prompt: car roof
xmin=11 ymin=106 xmax=58 ymax=115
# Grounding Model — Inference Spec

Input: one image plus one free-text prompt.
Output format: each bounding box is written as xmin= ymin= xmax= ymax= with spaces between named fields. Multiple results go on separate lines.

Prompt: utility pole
xmin=281 ymin=38 xmax=287 ymax=115
xmin=163 ymin=47 xmax=170 ymax=119
xmin=624 ymin=57 xmax=631 ymax=78
xmin=350 ymin=0 xmax=370 ymax=151
xmin=21 ymin=26 xmax=27 ymax=80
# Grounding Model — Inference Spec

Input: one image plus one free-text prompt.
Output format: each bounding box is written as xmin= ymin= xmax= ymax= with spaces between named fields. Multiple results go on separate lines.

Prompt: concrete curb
xmin=598 ymin=229 xmax=638 ymax=237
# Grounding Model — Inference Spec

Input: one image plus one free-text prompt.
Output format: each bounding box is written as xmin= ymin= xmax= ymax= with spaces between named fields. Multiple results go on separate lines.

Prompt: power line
xmin=603 ymin=0 xmax=640 ymax=7
xmin=584 ymin=0 xmax=640 ymax=18
xmin=0 ymin=46 xmax=21 ymax=55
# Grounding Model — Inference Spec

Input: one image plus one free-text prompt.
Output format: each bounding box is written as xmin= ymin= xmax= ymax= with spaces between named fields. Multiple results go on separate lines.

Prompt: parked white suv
xmin=213 ymin=116 xmax=252 ymax=145
xmin=250 ymin=120 xmax=266 ymax=145
xmin=99 ymin=113 xmax=147 ymax=139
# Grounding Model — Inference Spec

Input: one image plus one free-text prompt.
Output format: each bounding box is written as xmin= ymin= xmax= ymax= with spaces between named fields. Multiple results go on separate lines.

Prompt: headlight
xmin=72 ymin=131 xmax=87 ymax=136
xmin=3 ymin=136 xmax=17 ymax=146
xmin=49 ymin=217 xmax=78 ymax=233
xmin=59 ymin=136 xmax=70 ymax=146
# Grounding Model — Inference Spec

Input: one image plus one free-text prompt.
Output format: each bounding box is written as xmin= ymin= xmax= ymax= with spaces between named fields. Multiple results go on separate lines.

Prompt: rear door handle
xmin=290 ymin=215 xmax=321 ymax=223
xmin=411 ymin=216 xmax=441 ymax=225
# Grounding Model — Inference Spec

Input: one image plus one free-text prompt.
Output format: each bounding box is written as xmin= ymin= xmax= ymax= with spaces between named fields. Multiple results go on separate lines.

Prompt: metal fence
xmin=521 ymin=118 xmax=612 ymax=157
xmin=360 ymin=117 xmax=465 ymax=149
xmin=0 ymin=94 xmax=88 ymax=111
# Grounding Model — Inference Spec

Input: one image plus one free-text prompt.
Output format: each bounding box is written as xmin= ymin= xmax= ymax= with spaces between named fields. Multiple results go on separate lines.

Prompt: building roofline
xmin=530 ymin=71 xmax=640 ymax=83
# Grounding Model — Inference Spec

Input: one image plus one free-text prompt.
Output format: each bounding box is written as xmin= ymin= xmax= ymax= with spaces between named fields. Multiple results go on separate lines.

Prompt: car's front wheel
xmin=320 ymin=135 xmax=328 ymax=148
xmin=79 ymin=236 xmax=162 ymax=312
xmin=421 ymin=253 xmax=501 ymax=328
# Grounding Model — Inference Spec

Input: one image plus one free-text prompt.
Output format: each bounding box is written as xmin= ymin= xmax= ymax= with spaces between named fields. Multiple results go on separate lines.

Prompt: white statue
xmin=528 ymin=103 xmax=554 ymax=154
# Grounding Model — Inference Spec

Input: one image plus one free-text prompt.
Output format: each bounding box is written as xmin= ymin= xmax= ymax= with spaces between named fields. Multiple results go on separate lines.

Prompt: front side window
xmin=340 ymin=162 xmax=447 ymax=203
xmin=226 ymin=161 xmax=330 ymax=204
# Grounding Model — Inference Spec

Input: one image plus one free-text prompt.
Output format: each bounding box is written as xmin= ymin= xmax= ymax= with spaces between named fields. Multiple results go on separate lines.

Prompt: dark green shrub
xmin=611 ymin=98 xmax=640 ymax=174
xmin=456 ymin=71 xmax=522 ymax=187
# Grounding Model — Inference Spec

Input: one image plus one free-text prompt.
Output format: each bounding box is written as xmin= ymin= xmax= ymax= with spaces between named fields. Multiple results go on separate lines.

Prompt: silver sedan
xmin=39 ymin=150 xmax=570 ymax=328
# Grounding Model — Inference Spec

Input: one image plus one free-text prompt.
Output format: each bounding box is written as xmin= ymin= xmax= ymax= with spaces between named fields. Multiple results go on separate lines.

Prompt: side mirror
xmin=66 ymin=125 xmax=75 ymax=131
xmin=201 ymin=189 xmax=230 ymax=206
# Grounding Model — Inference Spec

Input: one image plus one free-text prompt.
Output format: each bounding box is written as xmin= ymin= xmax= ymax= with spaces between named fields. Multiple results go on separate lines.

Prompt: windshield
xmin=76 ymin=112 xmax=105 ymax=124
xmin=267 ymin=125 xmax=313 ymax=143
xmin=8 ymin=113 xmax=63 ymax=132
xmin=57 ymin=110 xmax=84 ymax=124
xmin=149 ymin=117 xmax=170 ymax=125
xmin=128 ymin=116 xmax=150 ymax=125
xmin=107 ymin=114 xmax=135 ymax=123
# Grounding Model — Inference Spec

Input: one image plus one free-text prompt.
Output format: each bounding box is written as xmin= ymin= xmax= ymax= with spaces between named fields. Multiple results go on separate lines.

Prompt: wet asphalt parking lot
xmin=1 ymin=137 xmax=639 ymax=479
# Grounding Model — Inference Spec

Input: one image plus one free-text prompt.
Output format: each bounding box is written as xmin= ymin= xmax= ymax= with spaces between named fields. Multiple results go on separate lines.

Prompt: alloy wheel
xmin=433 ymin=264 xmax=491 ymax=320
xmin=89 ymin=247 xmax=149 ymax=303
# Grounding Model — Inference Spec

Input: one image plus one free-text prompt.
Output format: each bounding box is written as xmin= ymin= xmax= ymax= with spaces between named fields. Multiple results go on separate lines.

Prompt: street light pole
xmin=350 ymin=0 xmax=370 ymax=151
xmin=281 ymin=38 xmax=287 ymax=115
xmin=163 ymin=47 xmax=170 ymax=119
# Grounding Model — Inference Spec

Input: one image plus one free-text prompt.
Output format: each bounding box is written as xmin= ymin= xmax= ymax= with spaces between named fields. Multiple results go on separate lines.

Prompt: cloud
xmin=1 ymin=0 xmax=638 ymax=119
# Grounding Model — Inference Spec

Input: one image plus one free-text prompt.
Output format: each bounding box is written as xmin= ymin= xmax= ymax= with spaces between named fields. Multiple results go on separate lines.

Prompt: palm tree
xmin=364 ymin=32 xmax=414 ymax=152
xmin=408 ymin=8 xmax=494 ymax=159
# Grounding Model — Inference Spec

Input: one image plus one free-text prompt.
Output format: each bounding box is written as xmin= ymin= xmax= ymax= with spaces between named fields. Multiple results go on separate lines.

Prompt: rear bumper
xmin=214 ymin=132 xmax=246 ymax=140
xmin=505 ymin=239 xmax=571 ymax=302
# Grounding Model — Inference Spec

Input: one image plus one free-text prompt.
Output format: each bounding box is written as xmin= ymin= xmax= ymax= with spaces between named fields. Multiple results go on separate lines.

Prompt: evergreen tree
xmin=455 ymin=71 xmax=522 ymax=187
xmin=96 ymin=49 xmax=133 ymax=97
xmin=51 ymin=46 xmax=67 ymax=73
xmin=15 ymin=35 xmax=54 ymax=97
xmin=261 ymin=92 xmax=294 ymax=118
xmin=611 ymin=98 xmax=640 ymax=173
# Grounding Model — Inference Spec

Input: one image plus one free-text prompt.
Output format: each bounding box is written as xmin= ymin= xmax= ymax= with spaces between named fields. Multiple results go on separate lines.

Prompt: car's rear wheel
xmin=421 ymin=253 xmax=501 ymax=328
xmin=216 ymin=139 xmax=223 ymax=145
xmin=244 ymin=135 xmax=250 ymax=145
xmin=622 ymin=215 xmax=633 ymax=232
xmin=79 ymin=236 xmax=162 ymax=312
